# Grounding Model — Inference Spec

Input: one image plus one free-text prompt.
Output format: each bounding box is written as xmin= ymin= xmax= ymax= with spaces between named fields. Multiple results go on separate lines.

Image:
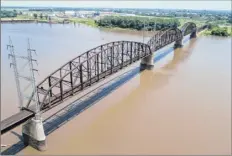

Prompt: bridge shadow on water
xmin=2 ymin=36 xmax=195 ymax=155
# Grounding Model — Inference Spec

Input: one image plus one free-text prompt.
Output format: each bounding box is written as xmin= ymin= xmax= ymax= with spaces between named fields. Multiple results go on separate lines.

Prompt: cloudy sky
xmin=2 ymin=1 xmax=231 ymax=11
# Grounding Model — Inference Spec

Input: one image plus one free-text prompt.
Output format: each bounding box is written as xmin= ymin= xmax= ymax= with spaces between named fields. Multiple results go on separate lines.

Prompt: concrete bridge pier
xmin=140 ymin=53 xmax=155 ymax=70
xmin=190 ymin=30 xmax=197 ymax=39
xmin=22 ymin=114 xmax=47 ymax=151
xmin=174 ymin=39 xmax=183 ymax=49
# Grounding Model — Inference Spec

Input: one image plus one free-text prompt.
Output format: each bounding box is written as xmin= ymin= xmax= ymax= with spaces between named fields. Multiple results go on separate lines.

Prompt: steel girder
xmin=26 ymin=22 xmax=207 ymax=113
xmin=181 ymin=22 xmax=197 ymax=36
xmin=147 ymin=28 xmax=183 ymax=52
xmin=26 ymin=41 xmax=151 ymax=112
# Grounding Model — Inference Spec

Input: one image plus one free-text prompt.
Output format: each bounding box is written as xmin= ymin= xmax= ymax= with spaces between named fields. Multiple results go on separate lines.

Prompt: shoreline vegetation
xmin=201 ymin=25 xmax=232 ymax=37
xmin=1 ymin=13 xmax=231 ymax=37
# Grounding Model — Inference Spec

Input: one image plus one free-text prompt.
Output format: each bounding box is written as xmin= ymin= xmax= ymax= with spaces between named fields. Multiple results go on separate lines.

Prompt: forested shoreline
xmin=1 ymin=10 xmax=231 ymax=37
xmin=95 ymin=16 xmax=180 ymax=31
xmin=1 ymin=10 xmax=17 ymax=18
xmin=201 ymin=24 xmax=231 ymax=37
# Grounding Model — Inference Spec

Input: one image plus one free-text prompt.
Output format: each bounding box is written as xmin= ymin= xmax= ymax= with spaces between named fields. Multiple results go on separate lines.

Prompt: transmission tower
xmin=7 ymin=37 xmax=23 ymax=109
xmin=7 ymin=37 xmax=40 ymax=116
xmin=26 ymin=38 xmax=40 ymax=117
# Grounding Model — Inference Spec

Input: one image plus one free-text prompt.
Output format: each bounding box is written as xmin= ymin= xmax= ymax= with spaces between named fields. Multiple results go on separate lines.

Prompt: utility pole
xmin=7 ymin=37 xmax=23 ymax=110
xmin=21 ymin=39 xmax=46 ymax=151
xmin=26 ymin=39 xmax=40 ymax=118
xmin=7 ymin=37 xmax=39 ymax=115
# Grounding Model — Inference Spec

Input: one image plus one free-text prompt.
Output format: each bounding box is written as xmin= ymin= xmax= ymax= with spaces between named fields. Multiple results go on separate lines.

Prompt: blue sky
xmin=1 ymin=1 xmax=231 ymax=11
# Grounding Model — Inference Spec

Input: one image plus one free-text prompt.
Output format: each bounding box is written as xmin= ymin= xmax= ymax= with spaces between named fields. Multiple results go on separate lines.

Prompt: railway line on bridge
xmin=1 ymin=22 xmax=208 ymax=151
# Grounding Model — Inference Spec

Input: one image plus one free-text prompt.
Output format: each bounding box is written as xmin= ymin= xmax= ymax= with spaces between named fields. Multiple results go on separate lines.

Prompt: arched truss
xmin=147 ymin=28 xmax=183 ymax=52
xmin=26 ymin=22 xmax=205 ymax=113
xmin=181 ymin=22 xmax=197 ymax=36
xmin=197 ymin=24 xmax=208 ymax=32
xmin=26 ymin=41 xmax=151 ymax=112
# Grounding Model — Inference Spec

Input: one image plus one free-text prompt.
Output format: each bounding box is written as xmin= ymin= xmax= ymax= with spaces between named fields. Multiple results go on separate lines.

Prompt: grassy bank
xmin=1 ymin=15 xmax=97 ymax=26
xmin=69 ymin=18 xmax=97 ymax=27
xmin=201 ymin=25 xmax=232 ymax=37
xmin=178 ymin=18 xmax=207 ymax=27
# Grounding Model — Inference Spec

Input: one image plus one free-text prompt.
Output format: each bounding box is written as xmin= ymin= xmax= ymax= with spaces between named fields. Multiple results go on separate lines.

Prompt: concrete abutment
xmin=140 ymin=53 xmax=155 ymax=70
xmin=190 ymin=31 xmax=197 ymax=39
xmin=22 ymin=115 xmax=47 ymax=151
xmin=174 ymin=39 xmax=183 ymax=49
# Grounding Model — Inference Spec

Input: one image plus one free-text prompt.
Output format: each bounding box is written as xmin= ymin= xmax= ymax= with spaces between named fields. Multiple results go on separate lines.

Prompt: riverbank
xmin=201 ymin=26 xmax=232 ymax=37
xmin=1 ymin=17 xmax=231 ymax=37
xmin=1 ymin=18 xmax=35 ymax=23
xmin=1 ymin=16 xmax=97 ymax=25
xmin=0 ymin=17 xmax=154 ymax=33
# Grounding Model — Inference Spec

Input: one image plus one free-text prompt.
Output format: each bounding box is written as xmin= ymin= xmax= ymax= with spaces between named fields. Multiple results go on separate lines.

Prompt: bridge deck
xmin=1 ymin=110 xmax=34 ymax=135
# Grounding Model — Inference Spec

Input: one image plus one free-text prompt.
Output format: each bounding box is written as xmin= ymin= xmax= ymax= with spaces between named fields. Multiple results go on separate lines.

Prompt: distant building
xmin=99 ymin=12 xmax=114 ymax=17
xmin=76 ymin=11 xmax=96 ymax=18
xmin=47 ymin=13 xmax=56 ymax=17
xmin=65 ymin=11 xmax=75 ymax=16
xmin=120 ymin=13 xmax=136 ymax=17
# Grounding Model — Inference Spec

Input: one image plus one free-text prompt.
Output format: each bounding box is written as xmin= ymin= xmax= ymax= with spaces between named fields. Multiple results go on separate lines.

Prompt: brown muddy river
xmin=1 ymin=23 xmax=231 ymax=155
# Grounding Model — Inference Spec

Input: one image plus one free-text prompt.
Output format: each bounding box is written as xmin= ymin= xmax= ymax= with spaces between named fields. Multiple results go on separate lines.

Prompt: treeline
xmin=207 ymin=24 xmax=230 ymax=37
xmin=29 ymin=8 xmax=53 ymax=12
xmin=211 ymin=27 xmax=230 ymax=36
xmin=1 ymin=10 xmax=17 ymax=18
xmin=95 ymin=16 xmax=180 ymax=31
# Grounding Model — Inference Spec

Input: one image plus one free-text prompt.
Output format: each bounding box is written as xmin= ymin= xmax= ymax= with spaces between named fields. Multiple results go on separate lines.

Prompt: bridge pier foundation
xmin=190 ymin=31 xmax=197 ymax=39
xmin=22 ymin=115 xmax=47 ymax=151
xmin=140 ymin=53 xmax=154 ymax=70
xmin=174 ymin=39 xmax=183 ymax=49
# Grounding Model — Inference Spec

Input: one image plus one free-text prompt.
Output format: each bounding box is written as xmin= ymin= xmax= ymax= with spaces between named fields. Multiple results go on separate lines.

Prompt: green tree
xmin=1 ymin=10 xmax=17 ymax=18
xmin=211 ymin=27 xmax=229 ymax=37
xmin=95 ymin=16 xmax=180 ymax=31
xmin=45 ymin=14 xmax=48 ymax=20
xmin=39 ymin=13 xmax=43 ymax=19
xmin=33 ymin=13 xmax=38 ymax=19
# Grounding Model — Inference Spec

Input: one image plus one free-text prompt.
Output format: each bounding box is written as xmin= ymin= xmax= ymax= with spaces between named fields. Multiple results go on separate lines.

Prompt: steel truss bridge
xmin=1 ymin=22 xmax=208 ymax=134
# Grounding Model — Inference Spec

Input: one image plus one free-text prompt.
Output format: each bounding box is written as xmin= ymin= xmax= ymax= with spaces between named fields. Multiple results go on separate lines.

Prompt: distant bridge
xmin=1 ymin=22 xmax=208 ymax=151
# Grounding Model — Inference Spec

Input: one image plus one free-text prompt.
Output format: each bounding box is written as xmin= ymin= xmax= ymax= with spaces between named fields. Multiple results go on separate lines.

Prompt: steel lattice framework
xmin=181 ymin=22 xmax=197 ymax=36
xmin=26 ymin=22 xmax=207 ymax=113
xmin=27 ymin=41 xmax=151 ymax=112
xmin=147 ymin=28 xmax=183 ymax=52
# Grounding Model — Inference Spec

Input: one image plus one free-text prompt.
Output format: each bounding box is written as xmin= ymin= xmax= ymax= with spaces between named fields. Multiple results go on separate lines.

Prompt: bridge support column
xmin=140 ymin=53 xmax=154 ymax=70
xmin=190 ymin=31 xmax=197 ymax=39
xmin=22 ymin=115 xmax=47 ymax=151
xmin=174 ymin=39 xmax=183 ymax=49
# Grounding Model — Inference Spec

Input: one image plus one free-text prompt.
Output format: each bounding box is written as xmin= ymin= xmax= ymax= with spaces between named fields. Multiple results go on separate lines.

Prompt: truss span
xmin=27 ymin=41 xmax=151 ymax=112
xmin=26 ymin=22 xmax=206 ymax=113
xmin=181 ymin=22 xmax=197 ymax=36
xmin=147 ymin=28 xmax=183 ymax=52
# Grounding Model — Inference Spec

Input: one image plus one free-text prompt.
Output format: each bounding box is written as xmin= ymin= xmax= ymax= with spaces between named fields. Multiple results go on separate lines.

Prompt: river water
xmin=1 ymin=23 xmax=231 ymax=155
